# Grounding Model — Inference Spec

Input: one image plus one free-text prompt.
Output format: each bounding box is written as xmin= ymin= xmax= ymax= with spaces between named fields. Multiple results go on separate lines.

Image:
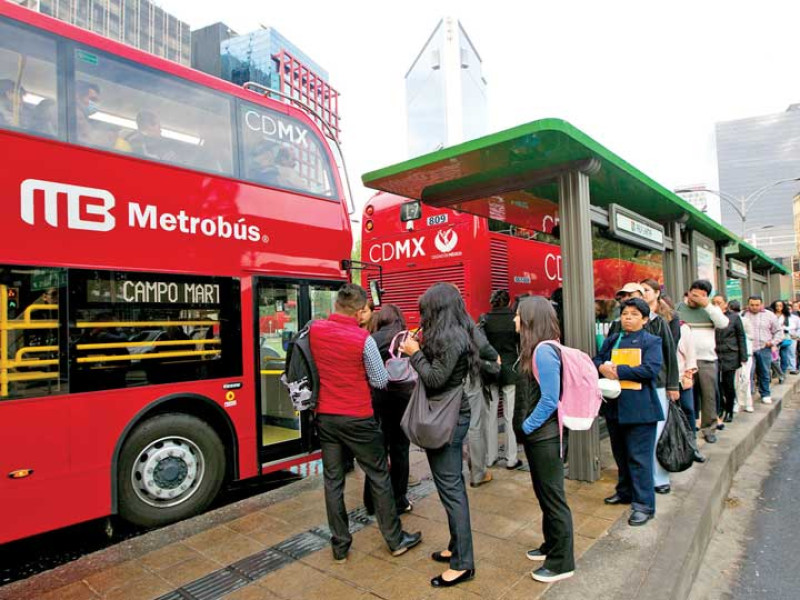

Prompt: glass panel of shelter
xmin=0 ymin=18 xmax=61 ymax=139
xmin=71 ymin=45 xmax=234 ymax=175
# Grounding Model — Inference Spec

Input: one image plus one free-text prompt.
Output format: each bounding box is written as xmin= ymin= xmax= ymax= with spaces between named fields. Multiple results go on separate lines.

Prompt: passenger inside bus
xmin=74 ymin=80 xmax=106 ymax=146
xmin=115 ymin=109 xmax=179 ymax=163
xmin=30 ymin=97 xmax=57 ymax=136
xmin=250 ymin=139 xmax=280 ymax=185
xmin=275 ymin=146 xmax=305 ymax=189
xmin=0 ymin=78 xmax=24 ymax=127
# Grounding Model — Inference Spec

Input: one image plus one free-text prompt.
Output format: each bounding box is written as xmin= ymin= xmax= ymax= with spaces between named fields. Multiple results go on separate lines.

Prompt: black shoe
xmin=604 ymin=494 xmax=631 ymax=505
xmin=724 ymin=413 xmax=733 ymax=423
xmin=431 ymin=569 xmax=475 ymax=587
xmin=506 ymin=459 xmax=523 ymax=470
xmin=391 ymin=531 xmax=422 ymax=556
xmin=628 ymin=510 xmax=653 ymax=526
xmin=716 ymin=421 xmax=725 ymax=431
xmin=779 ymin=376 xmax=786 ymax=385
xmin=704 ymin=433 xmax=718 ymax=444
xmin=526 ymin=548 xmax=547 ymax=562
xmin=693 ymin=450 xmax=707 ymax=463
xmin=531 ymin=567 xmax=574 ymax=583
xmin=654 ymin=485 xmax=671 ymax=495
xmin=431 ymin=551 xmax=451 ymax=563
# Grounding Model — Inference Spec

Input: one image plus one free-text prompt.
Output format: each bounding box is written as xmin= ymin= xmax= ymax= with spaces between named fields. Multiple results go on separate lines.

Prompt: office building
xmin=675 ymin=185 xmax=722 ymax=224
xmin=716 ymin=105 xmax=800 ymax=258
xmin=192 ymin=23 xmax=339 ymax=138
xmin=9 ymin=0 xmax=190 ymax=65
xmin=405 ymin=17 xmax=488 ymax=158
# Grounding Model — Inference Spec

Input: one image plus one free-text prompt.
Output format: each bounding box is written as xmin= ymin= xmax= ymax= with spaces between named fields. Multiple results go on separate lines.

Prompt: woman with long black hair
xmin=400 ymin=282 xmax=480 ymax=588
xmin=513 ymin=296 xmax=575 ymax=583
xmin=363 ymin=304 xmax=414 ymax=515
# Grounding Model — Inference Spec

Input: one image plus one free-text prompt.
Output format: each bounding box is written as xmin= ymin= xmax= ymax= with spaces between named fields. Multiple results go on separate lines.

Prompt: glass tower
xmin=405 ymin=17 xmax=488 ymax=158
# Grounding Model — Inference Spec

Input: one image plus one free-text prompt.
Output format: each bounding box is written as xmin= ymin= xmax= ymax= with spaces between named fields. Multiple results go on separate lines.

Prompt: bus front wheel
xmin=118 ymin=413 xmax=225 ymax=528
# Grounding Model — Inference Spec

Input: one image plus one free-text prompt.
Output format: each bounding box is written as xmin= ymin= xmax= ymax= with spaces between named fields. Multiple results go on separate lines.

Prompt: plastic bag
xmin=656 ymin=401 xmax=697 ymax=473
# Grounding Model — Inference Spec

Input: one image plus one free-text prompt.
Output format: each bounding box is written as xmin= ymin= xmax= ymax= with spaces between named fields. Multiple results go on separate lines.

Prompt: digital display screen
xmin=400 ymin=200 xmax=422 ymax=222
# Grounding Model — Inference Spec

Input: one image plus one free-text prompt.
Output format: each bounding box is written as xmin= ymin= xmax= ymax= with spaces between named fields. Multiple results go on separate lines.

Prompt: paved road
xmin=732 ymin=413 xmax=800 ymax=598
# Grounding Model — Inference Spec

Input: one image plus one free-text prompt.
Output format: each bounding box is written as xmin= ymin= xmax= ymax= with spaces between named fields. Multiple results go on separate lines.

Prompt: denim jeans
xmin=652 ymin=388 xmax=670 ymax=487
xmin=779 ymin=342 xmax=794 ymax=373
xmin=426 ymin=413 xmax=474 ymax=570
xmin=678 ymin=387 xmax=696 ymax=433
xmin=752 ymin=347 xmax=772 ymax=398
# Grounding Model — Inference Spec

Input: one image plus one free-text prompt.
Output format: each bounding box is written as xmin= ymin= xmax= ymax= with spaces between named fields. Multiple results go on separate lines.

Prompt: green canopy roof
xmin=362 ymin=118 xmax=788 ymax=275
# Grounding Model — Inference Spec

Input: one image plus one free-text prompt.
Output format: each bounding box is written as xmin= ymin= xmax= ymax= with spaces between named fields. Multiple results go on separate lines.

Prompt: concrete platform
xmin=3 ymin=379 xmax=793 ymax=600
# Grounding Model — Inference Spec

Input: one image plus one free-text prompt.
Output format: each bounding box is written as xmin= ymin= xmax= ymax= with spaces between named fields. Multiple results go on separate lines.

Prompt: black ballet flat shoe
xmin=431 ymin=569 xmax=475 ymax=587
xmin=431 ymin=551 xmax=451 ymax=563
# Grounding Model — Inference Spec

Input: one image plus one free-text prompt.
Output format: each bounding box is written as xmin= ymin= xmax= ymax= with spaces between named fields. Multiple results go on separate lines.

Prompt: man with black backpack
xmin=308 ymin=283 xmax=421 ymax=563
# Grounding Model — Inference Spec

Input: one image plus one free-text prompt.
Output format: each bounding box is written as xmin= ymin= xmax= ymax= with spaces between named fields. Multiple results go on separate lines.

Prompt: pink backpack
xmin=532 ymin=340 xmax=603 ymax=454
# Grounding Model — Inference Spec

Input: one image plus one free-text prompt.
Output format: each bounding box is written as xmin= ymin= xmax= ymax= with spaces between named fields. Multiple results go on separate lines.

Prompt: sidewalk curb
xmin=638 ymin=389 xmax=787 ymax=600
xmin=543 ymin=380 xmax=797 ymax=600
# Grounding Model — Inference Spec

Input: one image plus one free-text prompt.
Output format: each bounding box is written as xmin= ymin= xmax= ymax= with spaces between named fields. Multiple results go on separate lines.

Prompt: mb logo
xmin=434 ymin=229 xmax=458 ymax=253
xmin=20 ymin=179 xmax=116 ymax=232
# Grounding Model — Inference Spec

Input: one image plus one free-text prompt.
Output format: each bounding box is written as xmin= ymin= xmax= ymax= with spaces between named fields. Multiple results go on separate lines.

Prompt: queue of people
xmin=305 ymin=279 xmax=794 ymax=590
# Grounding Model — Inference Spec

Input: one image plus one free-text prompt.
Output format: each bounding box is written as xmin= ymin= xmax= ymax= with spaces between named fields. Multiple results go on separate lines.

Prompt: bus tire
xmin=118 ymin=413 xmax=225 ymax=528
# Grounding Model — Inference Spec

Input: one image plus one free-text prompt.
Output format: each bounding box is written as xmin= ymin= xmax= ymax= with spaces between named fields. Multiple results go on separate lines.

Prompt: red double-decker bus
xmin=361 ymin=192 xmax=563 ymax=325
xmin=0 ymin=3 xmax=353 ymax=544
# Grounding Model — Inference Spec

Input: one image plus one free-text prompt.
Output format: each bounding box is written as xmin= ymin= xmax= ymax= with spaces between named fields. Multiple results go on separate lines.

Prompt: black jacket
xmin=480 ymin=306 xmax=519 ymax=386
xmin=715 ymin=311 xmax=748 ymax=372
xmin=609 ymin=313 xmax=679 ymax=392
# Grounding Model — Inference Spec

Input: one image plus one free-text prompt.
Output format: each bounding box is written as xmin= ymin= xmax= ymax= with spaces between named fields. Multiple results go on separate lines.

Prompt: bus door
xmin=254 ymin=279 xmax=338 ymax=464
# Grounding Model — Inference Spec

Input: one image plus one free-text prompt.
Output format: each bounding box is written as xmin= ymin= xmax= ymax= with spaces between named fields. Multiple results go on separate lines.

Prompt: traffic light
xmin=7 ymin=287 xmax=18 ymax=312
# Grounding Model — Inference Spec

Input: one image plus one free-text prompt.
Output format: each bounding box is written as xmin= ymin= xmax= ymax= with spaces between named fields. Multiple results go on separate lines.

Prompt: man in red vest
xmin=310 ymin=283 xmax=422 ymax=562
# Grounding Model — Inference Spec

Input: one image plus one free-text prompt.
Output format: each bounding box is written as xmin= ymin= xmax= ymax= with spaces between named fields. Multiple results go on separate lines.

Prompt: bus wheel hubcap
xmin=132 ymin=437 xmax=205 ymax=508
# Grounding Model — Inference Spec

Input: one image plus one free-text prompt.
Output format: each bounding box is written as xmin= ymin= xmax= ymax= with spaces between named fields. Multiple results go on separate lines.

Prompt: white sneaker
xmin=745 ymin=405 xmax=755 ymax=413
xmin=762 ymin=396 xmax=772 ymax=404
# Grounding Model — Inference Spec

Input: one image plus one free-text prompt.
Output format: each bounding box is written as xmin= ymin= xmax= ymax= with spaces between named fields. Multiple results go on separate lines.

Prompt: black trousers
xmin=317 ymin=414 xmax=403 ymax=558
xmin=426 ymin=413 xmax=474 ymax=570
xmin=363 ymin=396 xmax=411 ymax=513
xmin=719 ymin=369 xmax=737 ymax=416
xmin=522 ymin=435 xmax=575 ymax=574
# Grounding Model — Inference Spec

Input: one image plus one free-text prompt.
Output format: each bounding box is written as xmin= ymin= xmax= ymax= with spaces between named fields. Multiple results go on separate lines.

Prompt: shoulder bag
xmin=401 ymin=379 xmax=464 ymax=450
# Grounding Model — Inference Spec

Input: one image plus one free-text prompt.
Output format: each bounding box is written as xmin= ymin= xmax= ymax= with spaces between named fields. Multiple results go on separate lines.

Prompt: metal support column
xmin=558 ymin=168 xmax=601 ymax=482
xmin=669 ymin=222 xmax=683 ymax=297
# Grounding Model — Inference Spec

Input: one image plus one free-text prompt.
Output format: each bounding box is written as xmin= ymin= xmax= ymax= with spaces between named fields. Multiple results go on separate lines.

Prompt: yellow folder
xmin=611 ymin=348 xmax=643 ymax=390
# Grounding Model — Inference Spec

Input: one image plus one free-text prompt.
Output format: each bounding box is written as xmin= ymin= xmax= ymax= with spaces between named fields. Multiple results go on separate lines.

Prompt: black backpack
xmin=280 ymin=323 xmax=320 ymax=411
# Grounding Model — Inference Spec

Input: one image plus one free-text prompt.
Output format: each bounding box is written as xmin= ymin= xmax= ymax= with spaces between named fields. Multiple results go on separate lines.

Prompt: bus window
xmin=0 ymin=19 xmax=61 ymax=139
xmin=309 ymin=284 xmax=338 ymax=320
xmin=239 ymin=100 xmax=336 ymax=199
xmin=0 ymin=266 xmax=65 ymax=400
xmin=72 ymin=47 xmax=234 ymax=175
xmin=69 ymin=270 xmax=241 ymax=392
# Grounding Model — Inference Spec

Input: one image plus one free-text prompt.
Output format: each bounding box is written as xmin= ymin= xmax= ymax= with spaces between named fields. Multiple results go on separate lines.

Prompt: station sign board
xmin=608 ymin=204 xmax=665 ymax=251
xmin=728 ymin=258 xmax=749 ymax=279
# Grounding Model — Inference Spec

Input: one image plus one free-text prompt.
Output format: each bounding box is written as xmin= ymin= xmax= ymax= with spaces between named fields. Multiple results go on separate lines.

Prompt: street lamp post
xmin=675 ymin=177 xmax=800 ymax=238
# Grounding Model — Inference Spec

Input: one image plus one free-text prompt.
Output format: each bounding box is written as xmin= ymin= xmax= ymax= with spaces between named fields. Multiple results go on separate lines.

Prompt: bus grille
xmin=490 ymin=237 xmax=509 ymax=293
xmin=369 ymin=265 xmax=466 ymax=319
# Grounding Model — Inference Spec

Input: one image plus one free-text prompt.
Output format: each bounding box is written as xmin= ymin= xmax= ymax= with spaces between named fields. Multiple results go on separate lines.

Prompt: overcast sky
xmin=161 ymin=0 xmax=799 ymax=216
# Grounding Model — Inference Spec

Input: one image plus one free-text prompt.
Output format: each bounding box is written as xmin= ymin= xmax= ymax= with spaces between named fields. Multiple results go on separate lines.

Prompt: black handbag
xmin=400 ymin=379 xmax=464 ymax=450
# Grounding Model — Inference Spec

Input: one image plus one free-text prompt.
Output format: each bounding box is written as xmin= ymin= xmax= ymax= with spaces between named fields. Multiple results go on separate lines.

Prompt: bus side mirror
xmin=369 ymin=280 xmax=383 ymax=308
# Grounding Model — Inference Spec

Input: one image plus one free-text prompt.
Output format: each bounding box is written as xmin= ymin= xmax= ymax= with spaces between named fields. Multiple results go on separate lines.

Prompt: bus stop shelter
xmin=362 ymin=118 xmax=788 ymax=481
